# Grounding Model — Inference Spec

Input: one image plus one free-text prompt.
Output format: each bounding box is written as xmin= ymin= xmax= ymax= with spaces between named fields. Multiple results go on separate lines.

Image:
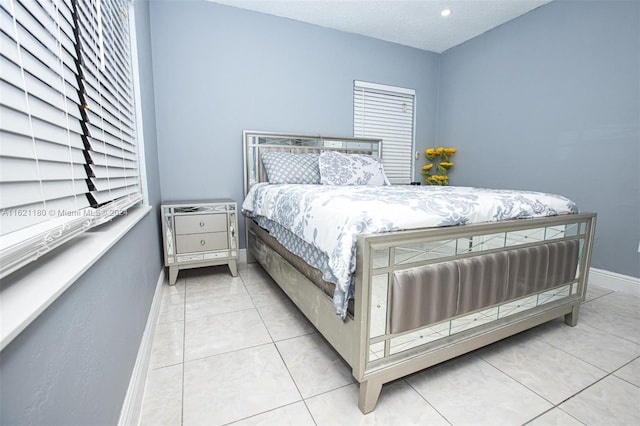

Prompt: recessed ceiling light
xmin=441 ymin=9 xmax=452 ymax=17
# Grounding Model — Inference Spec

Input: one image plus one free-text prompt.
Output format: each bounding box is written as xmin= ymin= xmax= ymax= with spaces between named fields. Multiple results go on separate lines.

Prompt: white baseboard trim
xmin=118 ymin=268 xmax=165 ymax=426
xmin=238 ymin=248 xmax=246 ymax=264
xmin=589 ymin=267 xmax=640 ymax=295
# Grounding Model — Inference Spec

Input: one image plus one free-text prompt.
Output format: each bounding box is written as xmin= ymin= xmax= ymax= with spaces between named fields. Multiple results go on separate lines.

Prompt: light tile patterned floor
xmin=139 ymin=264 xmax=640 ymax=426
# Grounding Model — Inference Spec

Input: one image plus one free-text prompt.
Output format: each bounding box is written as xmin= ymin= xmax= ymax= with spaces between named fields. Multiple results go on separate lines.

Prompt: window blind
xmin=0 ymin=0 xmax=142 ymax=278
xmin=354 ymin=81 xmax=415 ymax=184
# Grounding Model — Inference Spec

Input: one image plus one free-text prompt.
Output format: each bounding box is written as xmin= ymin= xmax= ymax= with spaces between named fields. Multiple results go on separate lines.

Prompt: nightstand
xmin=161 ymin=199 xmax=239 ymax=285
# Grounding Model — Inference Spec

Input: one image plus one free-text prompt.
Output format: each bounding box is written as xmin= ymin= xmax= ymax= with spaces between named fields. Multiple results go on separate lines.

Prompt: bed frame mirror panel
xmin=241 ymin=130 xmax=597 ymax=414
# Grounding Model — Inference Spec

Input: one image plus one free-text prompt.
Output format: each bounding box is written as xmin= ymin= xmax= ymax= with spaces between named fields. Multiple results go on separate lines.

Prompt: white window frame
xmin=354 ymin=80 xmax=416 ymax=184
xmin=0 ymin=0 xmax=151 ymax=350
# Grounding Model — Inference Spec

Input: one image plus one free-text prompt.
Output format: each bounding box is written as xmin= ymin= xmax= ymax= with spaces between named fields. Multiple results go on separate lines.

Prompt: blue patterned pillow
xmin=261 ymin=152 xmax=320 ymax=184
xmin=318 ymin=151 xmax=390 ymax=186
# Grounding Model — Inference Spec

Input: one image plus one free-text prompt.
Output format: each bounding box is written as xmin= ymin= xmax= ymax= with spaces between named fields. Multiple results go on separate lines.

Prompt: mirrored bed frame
xmin=242 ymin=130 xmax=597 ymax=414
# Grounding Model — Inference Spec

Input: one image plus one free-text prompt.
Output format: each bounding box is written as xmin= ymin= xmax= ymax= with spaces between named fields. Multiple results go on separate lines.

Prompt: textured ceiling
xmin=210 ymin=0 xmax=552 ymax=53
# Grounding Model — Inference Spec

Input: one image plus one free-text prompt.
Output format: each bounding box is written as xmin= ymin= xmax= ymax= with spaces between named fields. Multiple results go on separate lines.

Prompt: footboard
xmin=352 ymin=213 xmax=596 ymax=412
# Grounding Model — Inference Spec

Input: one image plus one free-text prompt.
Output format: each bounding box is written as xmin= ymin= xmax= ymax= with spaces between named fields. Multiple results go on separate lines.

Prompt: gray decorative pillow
xmin=261 ymin=152 xmax=320 ymax=184
xmin=318 ymin=151 xmax=390 ymax=186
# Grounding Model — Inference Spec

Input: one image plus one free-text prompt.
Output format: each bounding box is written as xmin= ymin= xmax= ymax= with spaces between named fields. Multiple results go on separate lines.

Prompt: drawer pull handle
xmin=199 ymin=221 xmax=205 ymax=227
xmin=200 ymin=240 xmax=206 ymax=245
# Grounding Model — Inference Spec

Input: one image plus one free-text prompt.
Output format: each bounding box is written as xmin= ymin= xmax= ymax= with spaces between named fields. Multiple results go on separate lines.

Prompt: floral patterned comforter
xmin=242 ymin=183 xmax=578 ymax=318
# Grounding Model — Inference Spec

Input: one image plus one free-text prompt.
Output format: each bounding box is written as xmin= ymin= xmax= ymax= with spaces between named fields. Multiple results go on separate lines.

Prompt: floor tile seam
xmin=585 ymin=302 xmax=640 ymax=319
xmin=583 ymin=292 xmax=640 ymax=311
xmin=402 ymin=378 xmax=452 ymax=425
xmin=475 ymin=355 xmax=566 ymax=408
xmin=415 ymin=353 xmax=557 ymax=422
xmin=611 ymin=374 xmax=640 ymax=390
xmin=552 ymin=370 xmax=630 ymax=420
xmin=300 ymin=399 xmax=319 ymax=426
xmin=183 ymin=335 xmax=275 ymax=363
xmin=244 ymin=286 xmax=283 ymax=311
xmin=614 ymin=333 xmax=640 ymax=346
xmin=295 ymin=375 xmax=358 ymax=400
xmin=302 ymin=382 xmax=354 ymax=404
xmin=610 ymin=355 xmax=640 ymax=388
xmin=571 ymin=316 xmax=640 ymax=342
xmin=577 ymin=321 xmax=640 ymax=346
xmin=271 ymin=329 xmax=317 ymax=344
xmin=521 ymin=405 xmax=585 ymax=426
xmin=149 ymin=360 xmax=185 ymax=371
xmin=219 ymin=401 xmax=313 ymax=426
xmin=253 ymin=301 xmax=288 ymax=312
xmin=184 ymin=305 xmax=261 ymax=323
xmin=182 ymin=341 xmax=277 ymax=366
xmin=249 ymin=290 xmax=317 ymax=343
xmin=582 ymin=292 xmax=614 ymax=304
xmin=240 ymin=274 xmax=269 ymax=287
xmin=184 ymin=306 xmax=261 ymax=325
xmin=252 ymin=297 xmax=282 ymax=343
xmin=535 ymin=329 xmax=633 ymax=375
xmin=483 ymin=352 xmax=629 ymax=411
xmin=183 ymin=286 xmax=253 ymax=303
xmin=271 ymin=337 xmax=307 ymax=403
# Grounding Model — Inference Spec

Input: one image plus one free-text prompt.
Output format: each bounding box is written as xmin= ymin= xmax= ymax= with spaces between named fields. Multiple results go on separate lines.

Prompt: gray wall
xmin=437 ymin=0 xmax=640 ymax=277
xmin=150 ymin=0 xmax=639 ymax=277
xmin=149 ymin=0 xmax=440 ymax=243
xmin=0 ymin=1 xmax=163 ymax=424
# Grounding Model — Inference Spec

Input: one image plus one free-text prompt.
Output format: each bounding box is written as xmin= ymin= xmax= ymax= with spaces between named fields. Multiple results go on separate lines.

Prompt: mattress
xmin=242 ymin=183 xmax=579 ymax=317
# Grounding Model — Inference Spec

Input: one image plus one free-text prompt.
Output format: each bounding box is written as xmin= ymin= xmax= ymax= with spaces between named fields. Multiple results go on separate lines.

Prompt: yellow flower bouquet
xmin=421 ymin=147 xmax=456 ymax=186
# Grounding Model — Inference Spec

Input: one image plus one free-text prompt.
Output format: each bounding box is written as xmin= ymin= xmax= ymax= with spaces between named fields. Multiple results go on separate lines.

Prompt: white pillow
xmin=261 ymin=152 xmax=320 ymax=184
xmin=318 ymin=151 xmax=390 ymax=186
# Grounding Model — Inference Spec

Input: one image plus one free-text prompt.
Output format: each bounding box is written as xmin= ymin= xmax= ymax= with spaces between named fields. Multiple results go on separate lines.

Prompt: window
xmin=353 ymin=80 xmax=416 ymax=184
xmin=0 ymin=0 xmax=142 ymax=278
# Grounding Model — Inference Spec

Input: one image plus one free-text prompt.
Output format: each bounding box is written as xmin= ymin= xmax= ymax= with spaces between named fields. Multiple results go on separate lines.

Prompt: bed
xmin=241 ymin=130 xmax=597 ymax=414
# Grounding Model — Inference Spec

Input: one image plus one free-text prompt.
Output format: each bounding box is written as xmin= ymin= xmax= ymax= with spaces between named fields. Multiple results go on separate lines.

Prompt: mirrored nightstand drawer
xmin=174 ymin=213 xmax=227 ymax=234
xmin=175 ymin=232 xmax=228 ymax=253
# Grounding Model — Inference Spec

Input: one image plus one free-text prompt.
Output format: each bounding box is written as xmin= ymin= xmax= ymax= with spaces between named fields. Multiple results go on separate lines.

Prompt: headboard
xmin=242 ymin=130 xmax=383 ymax=195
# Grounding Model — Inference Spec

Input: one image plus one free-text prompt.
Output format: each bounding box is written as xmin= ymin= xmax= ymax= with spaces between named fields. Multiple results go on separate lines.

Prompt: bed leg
xmin=358 ymin=380 xmax=382 ymax=414
xmin=564 ymin=304 xmax=580 ymax=327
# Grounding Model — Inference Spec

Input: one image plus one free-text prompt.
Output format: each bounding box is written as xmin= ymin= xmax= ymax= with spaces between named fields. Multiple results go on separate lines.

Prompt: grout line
xmin=404 ymin=378 xmax=453 ymax=425
xmin=140 ymin=269 xmax=639 ymax=425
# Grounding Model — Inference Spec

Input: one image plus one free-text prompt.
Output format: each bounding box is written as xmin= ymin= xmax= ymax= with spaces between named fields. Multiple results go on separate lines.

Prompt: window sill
xmin=0 ymin=205 xmax=152 ymax=351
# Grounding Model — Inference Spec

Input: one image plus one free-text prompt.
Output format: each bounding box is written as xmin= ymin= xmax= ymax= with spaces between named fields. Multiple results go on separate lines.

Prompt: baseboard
xmin=118 ymin=268 xmax=165 ymax=426
xmin=239 ymin=248 xmax=249 ymax=264
xmin=589 ymin=267 xmax=640 ymax=295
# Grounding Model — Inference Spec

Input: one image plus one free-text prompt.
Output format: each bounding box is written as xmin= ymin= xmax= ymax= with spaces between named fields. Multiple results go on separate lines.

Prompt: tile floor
xmin=139 ymin=263 xmax=640 ymax=426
